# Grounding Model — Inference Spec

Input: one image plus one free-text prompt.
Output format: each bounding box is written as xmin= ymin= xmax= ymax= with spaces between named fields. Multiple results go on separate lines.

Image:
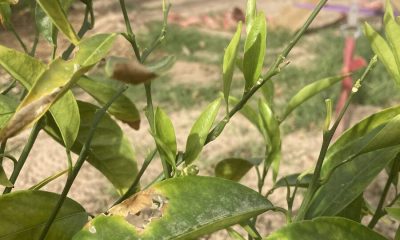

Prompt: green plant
xmin=0 ymin=0 xmax=400 ymax=239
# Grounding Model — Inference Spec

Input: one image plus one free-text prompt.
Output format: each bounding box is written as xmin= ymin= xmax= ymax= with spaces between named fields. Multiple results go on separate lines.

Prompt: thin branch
xmin=38 ymin=85 xmax=128 ymax=240
xmin=295 ymin=56 xmax=378 ymax=221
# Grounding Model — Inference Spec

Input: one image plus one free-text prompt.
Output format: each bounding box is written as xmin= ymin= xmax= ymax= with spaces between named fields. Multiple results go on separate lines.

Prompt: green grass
xmin=134 ymin=22 xmax=399 ymax=130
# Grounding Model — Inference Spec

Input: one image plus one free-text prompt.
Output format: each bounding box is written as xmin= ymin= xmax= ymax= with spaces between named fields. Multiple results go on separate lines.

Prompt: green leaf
xmin=280 ymin=75 xmax=343 ymax=121
xmin=264 ymin=217 xmax=386 ymax=240
xmin=386 ymin=207 xmax=400 ymax=221
xmin=77 ymin=76 xmax=140 ymax=129
xmin=259 ymin=99 xmax=281 ymax=181
xmin=243 ymin=11 xmax=267 ymax=92
xmin=35 ymin=0 xmax=75 ymax=44
xmin=364 ymin=22 xmax=400 ymax=86
xmin=215 ymin=158 xmax=255 ymax=181
xmin=36 ymin=0 xmax=79 ymax=45
xmin=155 ymin=107 xmax=177 ymax=167
xmin=337 ymin=195 xmax=364 ymax=222
xmin=74 ymin=34 xmax=118 ymax=67
xmin=0 ymin=190 xmax=87 ymax=240
xmin=74 ymin=176 xmax=273 ymax=240
xmin=45 ymin=101 xmax=138 ymax=193
xmin=184 ymin=98 xmax=222 ymax=164
xmin=386 ymin=198 xmax=400 ymax=221
xmin=245 ymin=0 xmax=256 ymax=33
xmin=305 ymin=146 xmax=399 ymax=219
xmin=0 ymin=45 xmax=46 ymax=88
xmin=223 ymin=22 xmax=242 ymax=107
xmin=229 ymin=96 xmax=265 ymax=137
xmin=384 ymin=0 xmax=400 ymax=68
xmin=146 ymin=55 xmax=176 ymax=74
xmin=261 ymin=79 xmax=274 ymax=107
xmin=0 ymin=165 xmax=12 ymax=187
xmin=0 ymin=94 xmax=17 ymax=129
xmin=50 ymin=91 xmax=80 ymax=149
xmin=329 ymin=105 xmax=400 ymax=159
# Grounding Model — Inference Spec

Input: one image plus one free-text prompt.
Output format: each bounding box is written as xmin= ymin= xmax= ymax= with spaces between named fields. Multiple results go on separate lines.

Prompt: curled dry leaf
xmin=107 ymin=58 xmax=158 ymax=85
xmin=0 ymin=87 xmax=62 ymax=141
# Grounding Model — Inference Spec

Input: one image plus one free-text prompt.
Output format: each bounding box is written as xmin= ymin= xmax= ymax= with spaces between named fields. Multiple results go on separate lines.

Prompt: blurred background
xmin=0 ymin=0 xmax=399 ymax=239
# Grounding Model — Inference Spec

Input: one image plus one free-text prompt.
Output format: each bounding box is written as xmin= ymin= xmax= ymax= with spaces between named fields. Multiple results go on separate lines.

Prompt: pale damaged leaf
xmin=74 ymin=176 xmax=273 ymax=240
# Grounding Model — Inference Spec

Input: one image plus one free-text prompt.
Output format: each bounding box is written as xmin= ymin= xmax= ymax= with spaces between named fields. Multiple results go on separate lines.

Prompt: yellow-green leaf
xmin=364 ymin=22 xmax=400 ymax=85
xmin=281 ymin=75 xmax=343 ymax=121
xmin=155 ymin=107 xmax=177 ymax=167
xmin=36 ymin=0 xmax=79 ymax=45
xmin=0 ymin=34 xmax=117 ymax=144
xmin=223 ymin=22 xmax=242 ymax=107
xmin=243 ymin=11 xmax=267 ymax=92
xmin=384 ymin=0 xmax=400 ymax=68
xmin=0 ymin=45 xmax=80 ymax=149
xmin=259 ymin=99 xmax=281 ymax=181
xmin=184 ymin=98 xmax=222 ymax=164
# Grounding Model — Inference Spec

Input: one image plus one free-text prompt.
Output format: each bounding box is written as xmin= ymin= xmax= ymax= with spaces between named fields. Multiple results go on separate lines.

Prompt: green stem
xmin=1 ymin=80 xmax=16 ymax=95
xmin=9 ymin=24 xmax=28 ymax=53
xmin=38 ymin=85 xmax=128 ymax=240
xmin=295 ymin=56 xmax=378 ymax=221
xmin=3 ymin=118 xmax=44 ymax=194
xmin=62 ymin=6 xmax=93 ymax=60
xmin=119 ymin=0 xmax=172 ymax=179
xmin=368 ymin=155 xmax=400 ymax=228
xmin=132 ymin=0 xmax=330 ymax=192
xmin=29 ymin=168 xmax=69 ymax=190
xmin=0 ymin=140 xmax=7 ymax=166
xmin=119 ymin=0 xmax=141 ymax=61
xmin=112 ymin=149 xmax=157 ymax=206
xmin=205 ymin=0 xmax=328 ymax=144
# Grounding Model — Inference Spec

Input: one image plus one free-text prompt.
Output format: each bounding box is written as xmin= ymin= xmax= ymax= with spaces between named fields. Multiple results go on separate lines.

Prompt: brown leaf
xmin=112 ymin=61 xmax=157 ymax=85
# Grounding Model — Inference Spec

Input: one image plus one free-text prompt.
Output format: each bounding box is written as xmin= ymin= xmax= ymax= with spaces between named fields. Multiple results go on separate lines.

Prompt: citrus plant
xmin=0 ymin=0 xmax=400 ymax=239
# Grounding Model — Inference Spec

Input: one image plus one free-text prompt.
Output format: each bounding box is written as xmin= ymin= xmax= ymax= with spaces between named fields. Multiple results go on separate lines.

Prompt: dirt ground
xmin=0 ymin=0 xmax=398 ymax=239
